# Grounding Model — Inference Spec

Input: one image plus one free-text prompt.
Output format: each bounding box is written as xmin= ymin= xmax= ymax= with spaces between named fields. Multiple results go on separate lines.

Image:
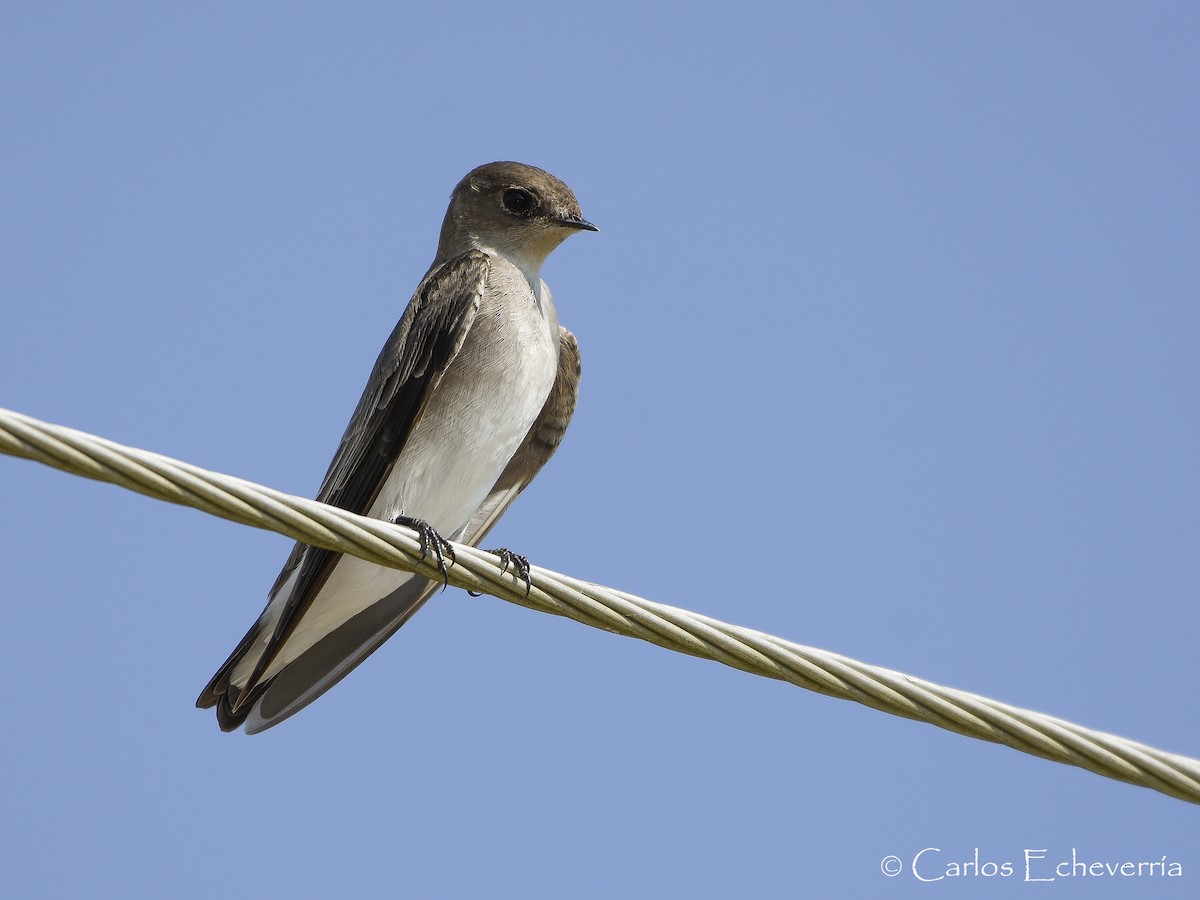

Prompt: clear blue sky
xmin=1 ymin=4 xmax=1196 ymax=898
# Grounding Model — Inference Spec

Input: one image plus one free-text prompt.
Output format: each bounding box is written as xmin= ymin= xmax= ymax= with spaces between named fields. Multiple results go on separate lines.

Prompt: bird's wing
xmin=196 ymin=250 xmax=490 ymax=725
xmin=228 ymin=327 xmax=581 ymax=733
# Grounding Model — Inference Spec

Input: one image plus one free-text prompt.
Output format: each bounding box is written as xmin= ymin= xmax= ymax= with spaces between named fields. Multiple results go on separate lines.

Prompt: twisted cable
xmin=1 ymin=405 xmax=1197 ymax=803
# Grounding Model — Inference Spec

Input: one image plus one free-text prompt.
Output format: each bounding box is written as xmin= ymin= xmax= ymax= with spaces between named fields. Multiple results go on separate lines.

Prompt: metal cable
xmin=2 ymin=405 xmax=1197 ymax=803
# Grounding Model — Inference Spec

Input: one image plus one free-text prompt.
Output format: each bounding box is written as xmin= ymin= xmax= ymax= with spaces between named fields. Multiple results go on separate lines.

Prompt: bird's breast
xmin=251 ymin=260 xmax=564 ymax=684
xmin=370 ymin=265 xmax=560 ymax=535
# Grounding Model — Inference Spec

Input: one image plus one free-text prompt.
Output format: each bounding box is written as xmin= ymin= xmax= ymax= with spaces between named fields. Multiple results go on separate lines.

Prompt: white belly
xmin=257 ymin=269 xmax=560 ymax=679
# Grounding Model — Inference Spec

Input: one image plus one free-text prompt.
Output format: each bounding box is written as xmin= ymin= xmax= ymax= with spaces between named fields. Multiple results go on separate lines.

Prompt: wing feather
xmin=209 ymin=327 xmax=581 ymax=732
xmin=197 ymin=250 xmax=490 ymax=724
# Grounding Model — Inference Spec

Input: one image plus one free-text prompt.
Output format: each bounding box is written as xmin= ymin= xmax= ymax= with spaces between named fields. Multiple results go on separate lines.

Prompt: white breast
xmin=371 ymin=260 xmax=559 ymax=531
xmin=256 ymin=258 xmax=560 ymax=679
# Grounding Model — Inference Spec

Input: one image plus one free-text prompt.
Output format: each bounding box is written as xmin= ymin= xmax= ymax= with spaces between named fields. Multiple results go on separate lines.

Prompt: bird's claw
xmin=467 ymin=548 xmax=533 ymax=598
xmin=393 ymin=515 xmax=455 ymax=588
xmin=490 ymin=547 xmax=532 ymax=596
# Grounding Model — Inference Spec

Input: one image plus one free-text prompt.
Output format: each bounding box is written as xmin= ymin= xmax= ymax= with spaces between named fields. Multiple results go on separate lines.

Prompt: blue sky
xmin=1 ymin=3 xmax=1197 ymax=898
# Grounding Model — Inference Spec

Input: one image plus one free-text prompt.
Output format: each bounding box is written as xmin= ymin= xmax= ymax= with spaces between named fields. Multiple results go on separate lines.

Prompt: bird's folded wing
xmin=197 ymin=250 xmax=489 ymax=716
xmin=228 ymin=327 xmax=581 ymax=733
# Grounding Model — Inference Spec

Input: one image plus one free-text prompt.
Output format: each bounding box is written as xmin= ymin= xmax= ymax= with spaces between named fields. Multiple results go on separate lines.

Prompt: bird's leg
xmin=392 ymin=515 xmax=456 ymax=588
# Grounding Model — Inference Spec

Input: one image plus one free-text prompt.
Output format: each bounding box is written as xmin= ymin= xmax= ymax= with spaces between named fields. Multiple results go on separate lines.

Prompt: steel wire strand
xmin=1 ymin=406 xmax=1197 ymax=803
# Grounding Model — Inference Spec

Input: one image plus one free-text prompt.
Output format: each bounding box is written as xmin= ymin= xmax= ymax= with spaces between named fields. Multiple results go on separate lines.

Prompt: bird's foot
xmin=490 ymin=547 xmax=532 ymax=596
xmin=467 ymin=548 xmax=532 ymax=597
xmin=393 ymin=515 xmax=456 ymax=588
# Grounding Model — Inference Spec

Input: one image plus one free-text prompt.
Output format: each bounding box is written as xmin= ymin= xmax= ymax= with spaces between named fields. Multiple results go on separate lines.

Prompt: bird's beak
xmin=556 ymin=215 xmax=599 ymax=232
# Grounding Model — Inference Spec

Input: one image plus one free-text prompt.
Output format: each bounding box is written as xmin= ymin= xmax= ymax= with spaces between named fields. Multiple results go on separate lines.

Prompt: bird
xmin=196 ymin=161 xmax=595 ymax=733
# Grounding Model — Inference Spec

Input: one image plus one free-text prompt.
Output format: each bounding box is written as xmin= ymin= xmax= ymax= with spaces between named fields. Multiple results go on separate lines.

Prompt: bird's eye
xmin=502 ymin=189 xmax=535 ymax=215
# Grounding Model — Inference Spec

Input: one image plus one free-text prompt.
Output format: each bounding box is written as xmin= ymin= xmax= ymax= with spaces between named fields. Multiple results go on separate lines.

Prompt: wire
xmin=2 ymin=405 xmax=1197 ymax=803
